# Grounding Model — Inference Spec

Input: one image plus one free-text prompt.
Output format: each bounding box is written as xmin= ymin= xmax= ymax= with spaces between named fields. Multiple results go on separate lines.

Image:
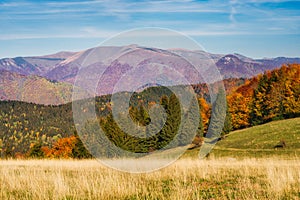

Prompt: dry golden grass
xmin=1 ymin=158 xmax=300 ymax=200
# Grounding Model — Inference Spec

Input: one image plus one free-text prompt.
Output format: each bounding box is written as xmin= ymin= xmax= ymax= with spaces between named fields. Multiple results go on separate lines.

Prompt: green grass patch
xmin=183 ymin=118 xmax=300 ymax=158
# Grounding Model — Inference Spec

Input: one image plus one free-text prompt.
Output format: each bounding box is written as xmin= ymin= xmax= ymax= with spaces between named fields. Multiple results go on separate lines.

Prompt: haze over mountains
xmin=1 ymin=45 xmax=299 ymax=105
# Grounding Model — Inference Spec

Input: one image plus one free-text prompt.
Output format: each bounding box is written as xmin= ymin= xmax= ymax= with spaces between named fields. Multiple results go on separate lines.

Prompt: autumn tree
xmin=227 ymin=92 xmax=251 ymax=129
xmin=42 ymin=135 xmax=77 ymax=158
xmin=198 ymin=97 xmax=210 ymax=134
xmin=250 ymin=64 xmax=300 ymax=125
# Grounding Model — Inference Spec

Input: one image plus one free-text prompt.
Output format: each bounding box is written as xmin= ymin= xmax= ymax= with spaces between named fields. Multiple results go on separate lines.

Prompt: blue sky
xmin=0 ymin=0 xmax=299 ymax=58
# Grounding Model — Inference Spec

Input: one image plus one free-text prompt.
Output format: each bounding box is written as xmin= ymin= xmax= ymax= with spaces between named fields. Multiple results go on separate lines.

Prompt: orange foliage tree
xmin=227 ymin=93 xmax=251 ymax=129
xmin=250 ymin=64 xmax=300 ymax=125
xmin=42 ymin=135 xmax=77 ymax=158
xmin=227 ymin=78 xmax=256 ymax=130
xmin=198 ymin=97 xmax=211 ymax=133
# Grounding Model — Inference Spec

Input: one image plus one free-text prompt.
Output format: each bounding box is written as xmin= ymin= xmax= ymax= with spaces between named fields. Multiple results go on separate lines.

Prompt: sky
xmin=0 ymin=0 xmax=300 ymax=58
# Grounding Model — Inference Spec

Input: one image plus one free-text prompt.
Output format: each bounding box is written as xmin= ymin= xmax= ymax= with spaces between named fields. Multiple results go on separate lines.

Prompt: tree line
xmin=228 ymin=64 xmax=300 ymax=130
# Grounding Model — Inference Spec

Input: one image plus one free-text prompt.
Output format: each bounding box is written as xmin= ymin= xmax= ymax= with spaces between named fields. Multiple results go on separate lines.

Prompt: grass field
xmin=1 ymin=158 xmax=300 ymax=200
xmin=185 ymin=117 xmax=300 ymax=158
xmin=1 ymin=118 xmax=300 ymax=199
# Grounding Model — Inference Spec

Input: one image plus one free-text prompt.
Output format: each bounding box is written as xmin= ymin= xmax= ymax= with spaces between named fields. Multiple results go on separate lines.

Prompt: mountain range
xmin=1 ymin=45 xmax=299 ymax=105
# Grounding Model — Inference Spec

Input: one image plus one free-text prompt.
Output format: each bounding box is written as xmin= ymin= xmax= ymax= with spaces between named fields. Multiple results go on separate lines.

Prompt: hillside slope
xmin=0 ymin=51 xmax=75 ymax=76
xmin=0 ymin=70 xmax=74 ymax=105
xmin=211 ymin=118 xmax=300 ymax=157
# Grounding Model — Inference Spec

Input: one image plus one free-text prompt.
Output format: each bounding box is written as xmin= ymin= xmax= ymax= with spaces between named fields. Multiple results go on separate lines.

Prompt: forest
xmin=0 ymin=64 xmax=299 ymax=159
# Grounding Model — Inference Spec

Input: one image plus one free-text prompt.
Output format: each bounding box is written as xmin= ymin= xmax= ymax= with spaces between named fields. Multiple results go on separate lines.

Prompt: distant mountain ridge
xmin=0 ymin=70 xmax=74 ymax=105
xmin=2 ymin=46 xmax=299 ymax=80
xmin=0 ymin=45 xmax=299 ymax=104
xmin=0 ymin=51 xmax=76 ymax=77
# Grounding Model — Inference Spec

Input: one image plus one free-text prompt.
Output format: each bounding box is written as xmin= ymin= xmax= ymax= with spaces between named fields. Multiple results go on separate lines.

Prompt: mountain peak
xmin=37 ymin=51 xmax=77 ymax=59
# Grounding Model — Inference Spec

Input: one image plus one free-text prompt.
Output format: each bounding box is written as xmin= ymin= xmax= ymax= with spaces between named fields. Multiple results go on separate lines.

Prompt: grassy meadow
xmin=184 ymin=117 xmax=300 ymax=159
xmin=1 ymin=158 xmax=300 ymax=200
xmin=1 ymin=118 xmax=300 ymax=200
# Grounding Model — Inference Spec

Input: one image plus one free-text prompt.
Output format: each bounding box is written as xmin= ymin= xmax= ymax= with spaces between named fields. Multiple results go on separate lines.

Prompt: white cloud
xmin=0 ymin=30 xmax=115 ymax=40
xmin=248 ymin=0 xmax=299 ymax=3
xmin=0 ymin=0 xmax=299 ymax=39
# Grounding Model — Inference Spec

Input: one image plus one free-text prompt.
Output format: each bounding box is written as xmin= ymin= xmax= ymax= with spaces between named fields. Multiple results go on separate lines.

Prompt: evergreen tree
xmin=72 ymin=132 xmax=93 ymax=159
xmin=222 ymin=102 xmax=232 ymax=136
xmin=178 ymin=96 xmax=200 ymax=146
xmin=138 ymin=105 xmax=151 ymax=126
xmin=160 ymin=95 xmax=169 ymax=110
xmin=28 ymin=142 xmax=44 ymax=158
xmin=250 ymin=74 xmax=269 ymax=125
xmin=206 ymin=87 xmax=227 ymax=142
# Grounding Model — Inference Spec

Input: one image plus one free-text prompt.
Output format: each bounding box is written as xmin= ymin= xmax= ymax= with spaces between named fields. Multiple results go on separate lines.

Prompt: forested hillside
xmin=0 ymin=64 xmax=299 ymax=158
xmin=0 ymin=101 xmax=75 ymax=157
xmin=228 ymin=64 xmax=300 ymax=130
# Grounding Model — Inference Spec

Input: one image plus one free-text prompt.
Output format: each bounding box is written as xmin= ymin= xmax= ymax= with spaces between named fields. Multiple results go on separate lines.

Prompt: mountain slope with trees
xmin=0 ymin=64 xmax=299 ymax=158
xmin=1 ymin=46 xmax=299 ymax=105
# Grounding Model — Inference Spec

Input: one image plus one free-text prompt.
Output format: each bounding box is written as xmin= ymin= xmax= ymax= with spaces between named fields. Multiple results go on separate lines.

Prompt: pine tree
xmin=222 ymin=102 xmax=232 ymax=136
xmin=206 ymin=87 xmax=227 ymax=142
xmin=199 ymin=87 xmax=226 ymax=158
xmin=138 ymin=105 xmax=151 ymax=126
xmin=250 ymin=74 xmax=269 ymax=125
xmin=28 ymin=142 xmax=44 ymax=158
xmin=160 ymin=95 xmax=169 ymax=110
xmin=178 ymin=96 xmax=200 ymax=146
xmin=156 ymin=94 xmax=181 ymax=149
xmin=72 ymin=132 xmax=93 ymax=159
